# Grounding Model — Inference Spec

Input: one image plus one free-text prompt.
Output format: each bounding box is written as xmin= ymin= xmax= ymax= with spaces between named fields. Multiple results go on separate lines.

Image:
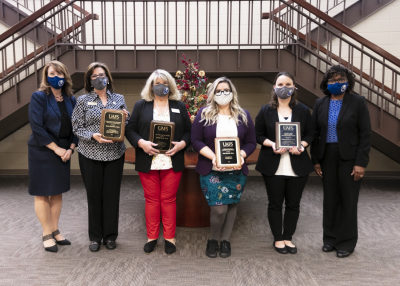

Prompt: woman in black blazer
xmin=125 ymin=69 xmax=191 ymax=255
xmin=255 ymin=71 xmax=314 ymax=254
xmin=311 ymin=65 xmax=371 ymax=258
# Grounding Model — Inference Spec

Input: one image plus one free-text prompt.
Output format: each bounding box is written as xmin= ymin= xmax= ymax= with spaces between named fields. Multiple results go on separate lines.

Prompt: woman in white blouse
xmin=125 ymin=69 xmax=191 ymax=255
xmin=255 ymin=71 xmax=315 ymax=254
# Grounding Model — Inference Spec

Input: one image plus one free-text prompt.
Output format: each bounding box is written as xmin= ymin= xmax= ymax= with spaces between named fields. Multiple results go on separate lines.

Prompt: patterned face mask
xmin=214 ymin=92 xmax=233 ymax=106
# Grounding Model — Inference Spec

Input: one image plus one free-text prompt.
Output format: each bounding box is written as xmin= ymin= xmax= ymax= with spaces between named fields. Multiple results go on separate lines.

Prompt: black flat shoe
xmin=219 ymin=240 xmax=231 ymax=258
xmin=43 ymin=234 xmax=58 ymax=253
xmin=164 ymin=240 xmax=176 ymax=255
xmin=89 ymin=241 xmax=100 ymax=252
xmin=144 ymin=240 xmax=158 ymax=254
xmin=337 ymin=249 xmax=353 ymax=258
xmin=104 ymin=240 xmax=117 ymax=250
xmin=273 ymin=241 xmax=287 ymax=254
xmin=52 ymin=229 xmax=71 ymax=246
xmin=322 ymin=245 xmax=335 ymax=252
xmin=285 ymin=244 xmax=297 ymax=254
xmin=206 ymin=239 xmax=219 ymax=258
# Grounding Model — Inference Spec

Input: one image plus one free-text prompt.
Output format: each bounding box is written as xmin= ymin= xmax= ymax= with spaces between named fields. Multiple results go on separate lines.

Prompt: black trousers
xmin=320 ymin=143 xmax=361 ymax=251
xmin=262 ymin=174 xmax=309 ymax=241
xmin=79 ymin=153 xmax=125 ymax=242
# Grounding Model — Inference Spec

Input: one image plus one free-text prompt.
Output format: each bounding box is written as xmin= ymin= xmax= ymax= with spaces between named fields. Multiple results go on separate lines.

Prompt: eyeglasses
xmin=215 ymin=89 xmax=231 ymax=96
xmin=91 ymin=73 xmax=106 ymax=79
xmin=328 ymin=77 xmax=347 ymax=84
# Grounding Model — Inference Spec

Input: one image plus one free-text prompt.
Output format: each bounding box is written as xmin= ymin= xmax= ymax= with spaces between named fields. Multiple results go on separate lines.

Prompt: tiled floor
xmin=0 ymin=175 xmax=399 ymax=286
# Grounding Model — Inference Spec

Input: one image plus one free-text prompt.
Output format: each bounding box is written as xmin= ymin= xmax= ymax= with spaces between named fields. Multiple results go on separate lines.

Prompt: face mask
xmin=47 ymin=76 xmax=65 ymax=90
xmin=214 ymin=92 xmax=233 ymax=106
xmin=91 ymin=76 xmax=108 ymax=91
xmin=153 ymin=84 xmax=170 ymax=97
xmin=327 ymin=82 xmax=348 ymax=96
xmin=274 ymin=86 xmax=294 ymax=99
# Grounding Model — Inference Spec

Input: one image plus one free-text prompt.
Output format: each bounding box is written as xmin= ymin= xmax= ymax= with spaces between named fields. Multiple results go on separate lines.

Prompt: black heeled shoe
xmin=322 ymin=245 xmax=335 ymax=252
xmin=52 ymin=229 xmax=71 ymax=245
xmin=43 ymin=234 xmax=58 ymax=253
xmin=144 ymin=240 xmax=158 ymax=254
xmin=285 ymin=243 xmax=297 ymax=254
xmin=337 ymin=249 xmax=353 ymax=258
xmin=164 ymin=240 xmax=176 ymax=255
xmin=104 ymin=240 xmax=117 ymax=250
xmin=273 ymin=241 xmax=287 ymax=254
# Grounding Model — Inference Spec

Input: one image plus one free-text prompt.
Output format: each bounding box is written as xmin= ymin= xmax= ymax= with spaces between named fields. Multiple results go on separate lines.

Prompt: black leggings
xmin=262 ymin=175 xmax=309 ymax=241
xmin=210 ymin=204 xmax=239 ymax=241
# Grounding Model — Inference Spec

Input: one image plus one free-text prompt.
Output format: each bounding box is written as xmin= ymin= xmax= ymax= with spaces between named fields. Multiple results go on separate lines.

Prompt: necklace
xmin=54 ymin=94 xmax=63 ymax=102
xmin=155 ymin=100 xmax=168 ymax=116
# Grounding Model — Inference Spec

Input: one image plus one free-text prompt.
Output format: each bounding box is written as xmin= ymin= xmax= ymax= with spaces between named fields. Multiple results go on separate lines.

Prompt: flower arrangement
xmin=175 ymin=53 xmax=211 ymax=123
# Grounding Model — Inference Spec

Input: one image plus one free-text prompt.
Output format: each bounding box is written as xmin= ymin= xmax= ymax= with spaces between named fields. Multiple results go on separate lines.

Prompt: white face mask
xmin=214 ymin=92 xmax=233 ymax=106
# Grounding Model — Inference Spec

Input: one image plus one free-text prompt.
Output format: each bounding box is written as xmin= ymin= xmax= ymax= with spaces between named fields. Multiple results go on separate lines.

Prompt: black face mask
xmin=91 ymin=76 xmax=108 ymax=90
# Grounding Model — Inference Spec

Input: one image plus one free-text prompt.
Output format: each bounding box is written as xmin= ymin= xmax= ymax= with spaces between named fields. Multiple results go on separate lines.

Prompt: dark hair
xmin=320 ymin=65 xmax=355 ymax=96
xmin=269 ymin=71 xmax=298 ymax=109
xmin=84 ymin=62 xmax=115 ymax=93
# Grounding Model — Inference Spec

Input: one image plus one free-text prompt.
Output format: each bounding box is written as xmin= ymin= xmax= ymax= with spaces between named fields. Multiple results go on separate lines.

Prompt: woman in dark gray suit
xmin=312 ymin=65 xmax=371 ymax=258
xmin=28 ymin=60 xmax=78 ymax=252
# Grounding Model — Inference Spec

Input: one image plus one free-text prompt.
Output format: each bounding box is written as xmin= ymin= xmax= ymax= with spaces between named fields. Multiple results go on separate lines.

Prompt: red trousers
xmin=138 ymin=169 xmax=182 ymax=239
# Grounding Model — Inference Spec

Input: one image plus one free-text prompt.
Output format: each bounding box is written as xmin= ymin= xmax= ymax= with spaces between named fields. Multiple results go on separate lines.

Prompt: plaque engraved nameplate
xmin=149 ymin=121 xmax=175 ymax=154
xmin=275 ymin=122 xmax=301 ymax=150
xmin=100 ymin=109 xmax=126 ymax=142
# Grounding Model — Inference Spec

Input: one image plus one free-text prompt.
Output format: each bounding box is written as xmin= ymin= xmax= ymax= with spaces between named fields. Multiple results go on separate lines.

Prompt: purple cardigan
xmin=191 ymin=107 xmax=257 ymax=176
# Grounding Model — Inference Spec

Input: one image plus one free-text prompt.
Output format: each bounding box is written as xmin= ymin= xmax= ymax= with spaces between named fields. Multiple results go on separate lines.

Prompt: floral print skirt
xmin=200 ymin=170 xmax=247 ymax=206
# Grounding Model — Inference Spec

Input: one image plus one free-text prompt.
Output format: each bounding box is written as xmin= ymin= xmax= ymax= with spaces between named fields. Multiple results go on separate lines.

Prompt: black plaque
xmin=214 ymin=137 xmax=241 ymax=169
xmin=149 ymin=120 xmax=175 ymax=154
xmin=275 ymin=122 xmax=301 ymax=150
xmin=100 ymin=109 xmax=126 ymax=142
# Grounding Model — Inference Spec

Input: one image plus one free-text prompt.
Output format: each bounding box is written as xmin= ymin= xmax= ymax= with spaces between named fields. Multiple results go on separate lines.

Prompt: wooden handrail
xmin=262 ymin=0 xmax=293 ymax=19
xmin=0 ymin=0 xmax=65 ymax=43
xmin=290 ymin=0 xmax=400 ymax=68
xmin=266 ymin=13 xmax=400 ymax=101
xmin=64 ymin=0 xmax=90 ymax=16
xmin=0 ymin=14 xmax=99 ymax=80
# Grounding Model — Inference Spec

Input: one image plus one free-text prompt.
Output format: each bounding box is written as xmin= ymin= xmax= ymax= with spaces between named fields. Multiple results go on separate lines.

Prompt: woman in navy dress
xmin=28 ymin=60 xmax=78 ymax=252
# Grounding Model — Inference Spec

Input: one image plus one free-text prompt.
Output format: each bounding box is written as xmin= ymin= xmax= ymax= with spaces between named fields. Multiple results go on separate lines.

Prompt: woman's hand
xmin=289 ymin=145 xmax=303 ymax=155
xmin=314 ymin=164 xmax=323 ymax=178
xmin=232 ymin=156 xmax=244 ymax=170
xmin=351 ymin=166 xmax=365 ymax=181
xmin=138 ymin=139 xmax=160 ymax=156
xmin=92 ymin=133 xmax=113 ymax=143
xmin=54 ymin=147 xmax=67 ymax=158
xmin=123 ymin=109 xmax=129 ymax=119
xmin=272 ymin=142 xmax=287 ymax=154
xmin=212 ymin=156 xmax=226 ymax=171
xmin=61 ymin=149 xmax=72 ymax=162
xmin=165 ymin=140 xmax=186 ymax=157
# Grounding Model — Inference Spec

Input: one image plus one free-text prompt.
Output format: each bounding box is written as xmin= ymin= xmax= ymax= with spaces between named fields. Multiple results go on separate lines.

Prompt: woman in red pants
xmin=125 ymin=69 xmax=191 ymax=254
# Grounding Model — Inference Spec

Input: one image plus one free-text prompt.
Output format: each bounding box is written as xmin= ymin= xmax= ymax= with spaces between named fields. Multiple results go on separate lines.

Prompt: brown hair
xmin=38 ymin=60 xmax=73 ymax=97
xmin=269 ymin=71 xmax=298 ymax=109
xmin=84 ymin=62 xmax=114 ymax=93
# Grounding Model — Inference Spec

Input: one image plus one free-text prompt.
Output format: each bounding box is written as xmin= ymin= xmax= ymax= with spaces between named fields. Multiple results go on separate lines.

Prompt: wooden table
xmin=125 ymin=148 xmax=260 ymax=227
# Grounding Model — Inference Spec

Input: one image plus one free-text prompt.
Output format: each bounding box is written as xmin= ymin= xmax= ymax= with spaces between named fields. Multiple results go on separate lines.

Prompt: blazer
xmin=255 ymin=102 xmax=314 ymax=177
xmin=191 ymin=107 xmax=257 ymax=176
xmin=125 ymin=99 xmax=192 ymax=173
xmin=311 ymin=92 xmax=371 ymax=167
xmin=28 ymin=91 xmax=78 ymax=147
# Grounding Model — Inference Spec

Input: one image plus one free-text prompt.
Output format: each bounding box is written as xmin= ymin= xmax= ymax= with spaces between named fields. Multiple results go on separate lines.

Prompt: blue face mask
xmin=327 ymin=82 xmax=348 ymax=96
xmin=47 ymin=76 xmax=65 ymax=90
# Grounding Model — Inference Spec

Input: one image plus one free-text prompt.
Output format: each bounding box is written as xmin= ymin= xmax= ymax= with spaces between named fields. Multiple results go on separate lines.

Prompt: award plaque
xmin=275 ymin=122 xmax=301 ymax=150
xmin=149 ymin=120 xmax=175 ymax=154
xmin=214 ymin=137 xmax=241 ymax=169
xmin=100 ymin=109 xmax=126 ymax=142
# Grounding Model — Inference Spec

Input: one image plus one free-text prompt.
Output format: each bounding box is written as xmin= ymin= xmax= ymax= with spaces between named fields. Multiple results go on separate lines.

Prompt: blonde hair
xmin=141 ymin=69 xmax=181 ymax=101
xmin=200 ymin=77 xmax=248 ymax=126
xmin=38 ymin=60 xmax=73 ymax=97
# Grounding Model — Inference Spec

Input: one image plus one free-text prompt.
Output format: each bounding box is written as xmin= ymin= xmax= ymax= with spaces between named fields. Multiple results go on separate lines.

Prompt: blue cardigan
xmin=28 ymin=91 xmax=79 ymax=147
xmin=191 ymin=107 xmax=257 ymax=176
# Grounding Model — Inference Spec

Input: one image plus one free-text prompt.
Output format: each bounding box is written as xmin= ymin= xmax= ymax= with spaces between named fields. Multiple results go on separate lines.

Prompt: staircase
xmin=1 ymin=0 xmax=400 ymax=164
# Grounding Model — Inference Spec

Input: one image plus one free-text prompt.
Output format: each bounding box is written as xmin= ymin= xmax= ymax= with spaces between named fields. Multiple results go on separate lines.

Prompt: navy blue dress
xmin=28 ymin=91 xmax=78 ymax=196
